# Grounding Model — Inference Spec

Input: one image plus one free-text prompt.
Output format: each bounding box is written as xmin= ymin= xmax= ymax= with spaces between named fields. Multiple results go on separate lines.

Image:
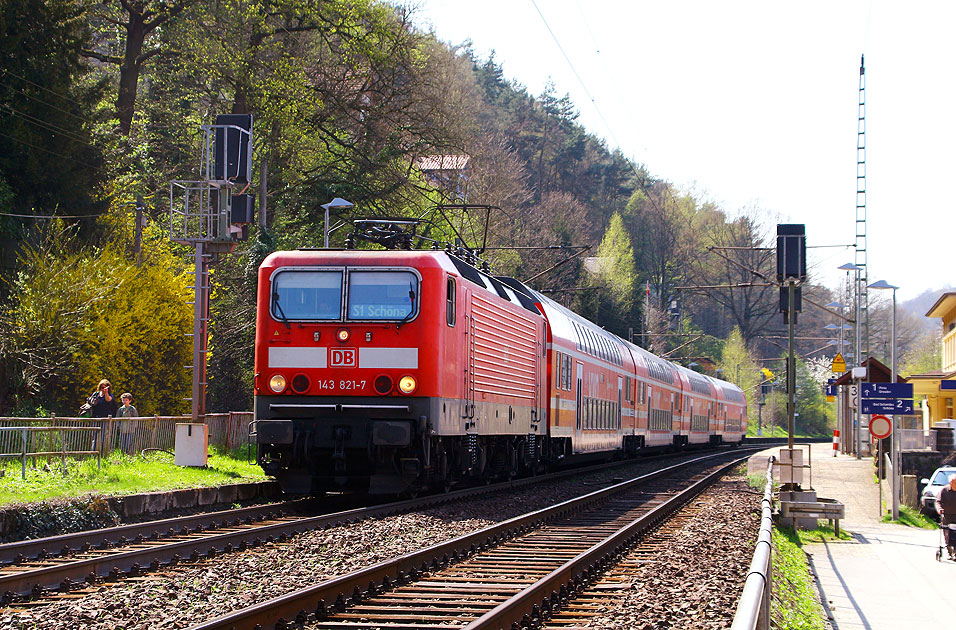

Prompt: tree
xmin=624 ymin=185 xmax=702 ymax=321
xmin=687 ymin=208 xmax=778 ymax=344
xmin=573 ymin=213 xmax=638 ymax=339
xmin=718 ymin=326 xmax=760 ymax=430
xmin=0 ymin=230 xmax=191 ymax=415
xmin=795 ymin=357 xmax=829 ymax=436
xmin=0 ymin=0 xmax=106 ymax=221
xmin=84 ymin=0 xmax=196 ymax=135
xmin=900 ymin=328 xmax=942 ymax=377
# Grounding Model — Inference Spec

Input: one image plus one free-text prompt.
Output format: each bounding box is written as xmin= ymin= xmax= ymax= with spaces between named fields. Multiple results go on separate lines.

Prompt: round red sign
xmin=869 ymin=415 xmax=892 ymax=440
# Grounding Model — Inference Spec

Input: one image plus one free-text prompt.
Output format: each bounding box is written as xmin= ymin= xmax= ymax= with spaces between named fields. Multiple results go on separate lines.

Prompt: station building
xmin=905 ymin=292 xmax=956 ymax=427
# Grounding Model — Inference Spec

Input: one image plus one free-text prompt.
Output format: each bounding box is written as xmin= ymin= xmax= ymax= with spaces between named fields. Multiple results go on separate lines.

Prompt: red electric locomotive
xmin=253 ymin=248 xmax=548 ymax=494
xmin=253 ymin=236 xmax=747 ymax=495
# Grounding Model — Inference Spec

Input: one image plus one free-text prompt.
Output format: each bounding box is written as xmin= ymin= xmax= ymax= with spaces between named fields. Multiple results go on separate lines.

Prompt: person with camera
xmin=87 ymin=379 xmax=118 ymax=418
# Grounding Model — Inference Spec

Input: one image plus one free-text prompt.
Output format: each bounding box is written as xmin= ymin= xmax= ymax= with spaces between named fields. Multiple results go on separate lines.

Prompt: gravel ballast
xmin=1 ymin=454 xmax=753 ymax=629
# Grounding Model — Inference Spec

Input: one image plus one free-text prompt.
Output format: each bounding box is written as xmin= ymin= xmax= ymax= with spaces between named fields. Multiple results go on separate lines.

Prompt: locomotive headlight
xmin=269 ymin=374 xmax=287 ymax=393
xmin=398 ymin=375 xmax=417 ymax=394
xmin=336 ymin=328 xmax=351 ymax=342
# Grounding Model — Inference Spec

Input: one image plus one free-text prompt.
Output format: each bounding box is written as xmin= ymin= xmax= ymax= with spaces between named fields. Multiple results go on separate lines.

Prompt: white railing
xmin=730 ymin=457 xmax=775 ymax=630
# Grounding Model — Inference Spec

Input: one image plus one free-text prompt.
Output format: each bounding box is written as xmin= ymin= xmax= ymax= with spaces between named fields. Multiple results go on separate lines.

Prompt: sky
xmin=408 ymin=1 xmax=954 ymax=302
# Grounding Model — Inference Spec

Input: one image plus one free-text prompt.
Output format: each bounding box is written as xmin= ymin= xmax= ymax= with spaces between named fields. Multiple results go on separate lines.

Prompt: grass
xmin=747 ymin=424 xmax=830 ymax=439
xmin=789 ymin=523 xmax=852 ymax=544
xmin=772 ymin=526 xmax=829 ymax=630
xmin=0 ymin=444 xmax=270 ymax=506
xmin=748 ymin=472 xmax=769 ymax=491
xmin=881 ymin=504 xmax=938 ymax=529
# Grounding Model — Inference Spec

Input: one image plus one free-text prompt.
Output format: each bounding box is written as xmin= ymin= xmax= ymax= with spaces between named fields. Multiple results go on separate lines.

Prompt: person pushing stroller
xmin=938 ymin=475 xmax=956 ymax=560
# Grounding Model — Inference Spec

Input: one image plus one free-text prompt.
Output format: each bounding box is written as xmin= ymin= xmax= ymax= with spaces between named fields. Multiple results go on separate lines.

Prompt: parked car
xmin=920 ymin=466 xmax=956 ymax=515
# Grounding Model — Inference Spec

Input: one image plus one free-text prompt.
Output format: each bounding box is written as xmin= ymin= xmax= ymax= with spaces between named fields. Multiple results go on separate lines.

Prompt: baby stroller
xmin=936 ymin=521 xmax=956 ymax=561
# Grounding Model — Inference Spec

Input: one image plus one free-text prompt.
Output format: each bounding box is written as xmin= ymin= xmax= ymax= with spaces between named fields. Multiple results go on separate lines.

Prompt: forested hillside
xmin=0 ymin=0 xmax=930 ymax=435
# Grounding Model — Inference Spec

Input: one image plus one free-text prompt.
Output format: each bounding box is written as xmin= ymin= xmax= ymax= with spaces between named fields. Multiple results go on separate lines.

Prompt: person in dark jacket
xmin=938 ymin=475 xmax=956 ymax=560
xmin=87 ymin=379 xmax=118 ymax=418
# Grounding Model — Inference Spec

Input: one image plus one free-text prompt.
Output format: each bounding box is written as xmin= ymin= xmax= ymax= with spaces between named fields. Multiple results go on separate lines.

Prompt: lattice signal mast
xmin=856 ymin=56 xmax=869 ymax=368
xmin=170 ymin=115 xmax=254 ymax=421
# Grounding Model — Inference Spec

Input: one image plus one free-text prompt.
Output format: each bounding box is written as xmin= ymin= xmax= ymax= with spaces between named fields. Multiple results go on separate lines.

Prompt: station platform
xmin=749 ymin=442 xmax=956 ymax=629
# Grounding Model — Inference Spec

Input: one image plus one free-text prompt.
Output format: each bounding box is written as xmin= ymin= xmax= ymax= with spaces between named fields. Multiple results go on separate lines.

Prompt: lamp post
xmin=320 ymin=197 xmax=354 ymax=248
xmin=869 ymin=279 xmax=899 ymax=520
xmin=839 ymin=263 xmax=863 ymax=459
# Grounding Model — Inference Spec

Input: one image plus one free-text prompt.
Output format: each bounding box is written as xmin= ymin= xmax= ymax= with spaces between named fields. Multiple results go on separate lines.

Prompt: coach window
xmin=272 ymin=270 xmax=343 ymax=321
xmin=446 ymin=277 xmax=456 ymax=326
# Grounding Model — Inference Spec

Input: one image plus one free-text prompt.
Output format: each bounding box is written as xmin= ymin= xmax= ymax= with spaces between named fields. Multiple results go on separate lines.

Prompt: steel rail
xmin=189 ymin=450 xmax=756 ymax=630
xmin=2 ymin=445 xmax=706 ymax=567
xmin=0 ymin=449 xmax=714 ymax=602
xmin=730 ymin=456 xmax=775 ymax=630
xmin=461 ymin=455 xmax=751 ymax=630
xmin=0 ymin=499 xmax=308 ymax=565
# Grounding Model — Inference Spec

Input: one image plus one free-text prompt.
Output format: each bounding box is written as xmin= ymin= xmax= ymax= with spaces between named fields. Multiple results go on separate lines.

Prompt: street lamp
xmin=869 ymin=278 xmax=899 ymax=520
xmin=839 ymin=263 xmax=864 ymax=459
xmin=320 ymin=197 xmax=354 ymax=248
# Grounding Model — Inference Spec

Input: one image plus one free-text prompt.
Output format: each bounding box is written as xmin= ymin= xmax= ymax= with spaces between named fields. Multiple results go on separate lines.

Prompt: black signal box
xmin=776 ymin=224 xmax=806 ymax=282
xmin=214 ymin=114 xmax=253 ymax=183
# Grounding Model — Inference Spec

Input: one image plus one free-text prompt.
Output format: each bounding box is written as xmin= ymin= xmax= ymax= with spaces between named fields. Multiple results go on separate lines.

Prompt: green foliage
xmin=900 ymin=328 xmax=942 ymax=377
xmin=0 ymin=495 xmax=119 ymax=542
xmin=0 ymin=231 xmax=191 ymax=415
xmin=593 ymin=213 xmax=636 ymax=310
xmin=771 ymin=527 xmax=828 ymax=630
xmin=795 ymin=358 xmax=829 ymax=436
xmin=575 ymin=213 xmax=639 ymax=338
xmin=719 ymin=326 xmax=760 ymax=425
xmin=0 ymin=0 xmax=107 ymax=222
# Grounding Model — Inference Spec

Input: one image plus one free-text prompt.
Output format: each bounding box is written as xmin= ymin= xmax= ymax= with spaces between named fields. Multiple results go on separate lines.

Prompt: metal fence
xmin=0 ymin=412 xmax=253 ymax=461
xmin=0 ymin=426 xmax=102 ymax=478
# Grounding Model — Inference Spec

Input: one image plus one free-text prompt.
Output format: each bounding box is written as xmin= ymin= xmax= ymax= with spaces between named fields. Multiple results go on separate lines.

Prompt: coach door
xmin=575 ymin=362 xmax=584 ymax=440
xmin=461 ymin=290 xmax=475 ymax=422
xmin=617 ymin=376 xmax=623 ymax=430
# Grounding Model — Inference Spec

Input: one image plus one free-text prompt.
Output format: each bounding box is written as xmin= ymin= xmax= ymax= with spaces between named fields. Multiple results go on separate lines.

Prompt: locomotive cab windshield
xmin=271 ymin=268 xmax=420 ymax=322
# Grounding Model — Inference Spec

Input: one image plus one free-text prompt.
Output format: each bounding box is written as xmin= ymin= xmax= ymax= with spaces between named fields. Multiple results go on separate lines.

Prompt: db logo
xmin=330 ymin=348 xmax=356 ymax=367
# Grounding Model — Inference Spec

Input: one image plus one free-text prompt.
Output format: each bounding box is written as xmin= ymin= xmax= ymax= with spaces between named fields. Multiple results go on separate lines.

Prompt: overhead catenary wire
xmin=0 ymin=68 xmax=91 ymax=111
xmin=0 ymin=130 xmax=78 ymax=162
xmin=0 ymin=103 xmax=93 ymax=147
xmin=0 ymin=77 xmax=93 ymax=124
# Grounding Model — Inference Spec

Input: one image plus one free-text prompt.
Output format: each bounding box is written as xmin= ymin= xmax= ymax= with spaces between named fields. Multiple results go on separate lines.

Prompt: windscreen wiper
xmin=395 ymin=284 xmax=416 ymax=328
xmin=272 ymin=287 xmax=292 ymax=329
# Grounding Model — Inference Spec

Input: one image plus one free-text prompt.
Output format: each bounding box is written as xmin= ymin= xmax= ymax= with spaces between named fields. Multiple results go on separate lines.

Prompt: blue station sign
xmin=861 ymin=382 xmax=913 ymax=399
xmin=861 ymin=398 xmax=914 ymax=415
xmin=826 ymin=378 xmax=837 ymax=397
xmin=941 ymin=380 xmax=956 ymax=391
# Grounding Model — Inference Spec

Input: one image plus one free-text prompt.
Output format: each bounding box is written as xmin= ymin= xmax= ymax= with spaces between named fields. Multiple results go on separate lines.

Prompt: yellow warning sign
xmin=831 ymin=353 xmax=846 ymax=373
xmin=826 ymin=395 xmax=835 ymax=403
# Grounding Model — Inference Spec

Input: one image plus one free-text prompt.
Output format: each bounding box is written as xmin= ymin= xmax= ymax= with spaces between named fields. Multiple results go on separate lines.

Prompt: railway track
xmin=190 ymin=449 xmax=756 ymax=630
xmin=0 ymin=449 xmax=728 ymax=606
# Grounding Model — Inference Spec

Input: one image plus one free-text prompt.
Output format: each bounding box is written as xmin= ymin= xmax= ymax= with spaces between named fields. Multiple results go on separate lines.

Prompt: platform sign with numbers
xmin=861 ymin=399 xmax=914 ymax=415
